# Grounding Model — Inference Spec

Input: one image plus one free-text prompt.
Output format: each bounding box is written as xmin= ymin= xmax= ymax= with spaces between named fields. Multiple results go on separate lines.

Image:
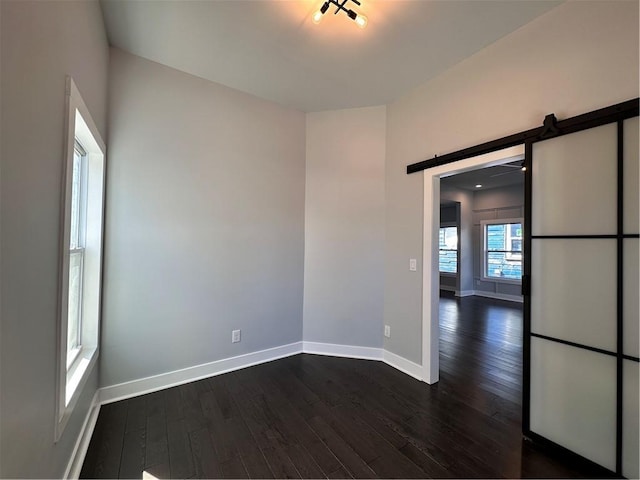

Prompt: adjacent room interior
xmin=437 ymin=163 xmax=527 ymax=472
xmin=1 ymin=1 xmax=638 ymax=479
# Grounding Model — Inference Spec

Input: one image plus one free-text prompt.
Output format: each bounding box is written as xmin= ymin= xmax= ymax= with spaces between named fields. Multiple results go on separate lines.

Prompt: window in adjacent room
xmin=56 ymin=78 xmax=106 ymax=440
xmin=439 ymin=225 xmax=458 ymax=274
xmin=481 ymin=218 xmax=523 ymax=282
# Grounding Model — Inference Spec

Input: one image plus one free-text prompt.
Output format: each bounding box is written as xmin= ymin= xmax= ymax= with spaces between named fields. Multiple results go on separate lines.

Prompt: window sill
xmin=66 ymin=347 xmax=97 ymax=407
xmin=482 ymin=276 xmax=522 ymax=285
xmin=56 ymin=347 xmax=97 ymax=441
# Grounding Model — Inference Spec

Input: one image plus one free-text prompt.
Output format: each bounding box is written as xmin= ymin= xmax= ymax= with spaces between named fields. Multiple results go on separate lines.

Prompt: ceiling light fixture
xmin=312 ymin=0 xmax=368 ymax=28
xmin=475 ymin=184 xmax=483 ymax=188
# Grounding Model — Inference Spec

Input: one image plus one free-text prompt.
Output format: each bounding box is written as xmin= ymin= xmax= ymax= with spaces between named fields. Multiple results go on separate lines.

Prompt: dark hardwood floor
xmin=81 ymin=293 xmax=610 ymax=478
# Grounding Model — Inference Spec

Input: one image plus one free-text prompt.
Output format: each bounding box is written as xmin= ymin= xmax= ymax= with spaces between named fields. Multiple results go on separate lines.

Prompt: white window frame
xmin=481 ymin=217 xmax=523 ymax=284
xmin=438 ymin=224 xmax=458 ymax=276
xmin=55 ymin=77 xmax=106 ymax=440
xmin=66 ymin=142 xmax=87 ymax=370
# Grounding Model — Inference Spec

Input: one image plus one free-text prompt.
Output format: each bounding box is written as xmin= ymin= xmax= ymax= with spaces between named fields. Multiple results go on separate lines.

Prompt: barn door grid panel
xmin=526 ymin=114 xmax=639 ymax=478
xmin=524 ymin=114 xmax=639 ymax=478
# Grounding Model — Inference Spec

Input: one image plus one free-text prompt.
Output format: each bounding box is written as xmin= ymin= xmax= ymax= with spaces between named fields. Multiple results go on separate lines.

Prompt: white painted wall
xmin=384 ymin=0 xmax=639 ymax=364
xmin=0 ymin=1 xmax=109 ymax=477
xmin=101 ymin=49 xmax=306 ymax=387
xmin=304 ymin=107 xmax=386 ymax=347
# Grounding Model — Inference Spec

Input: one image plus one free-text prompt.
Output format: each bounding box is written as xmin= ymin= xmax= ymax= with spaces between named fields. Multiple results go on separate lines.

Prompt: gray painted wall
xmin=384 ymin=0 xmax=639 ymax=364
xmin=439 ymin=204 xmax=458 ymax=290
xmin=440 ymin=186 xmax=474 ymax=294
xmin=473 ymin=184 xmax=524 ymax=297
xmin=0 ymin=1 xmax=109 ymax=476
xmin=101 ymin=49 xmax=306 ymax=387
xmin=440 ymin=184 xmax=524 ymax=298
xmin=304 ymin=107 xmax=386 ymax=348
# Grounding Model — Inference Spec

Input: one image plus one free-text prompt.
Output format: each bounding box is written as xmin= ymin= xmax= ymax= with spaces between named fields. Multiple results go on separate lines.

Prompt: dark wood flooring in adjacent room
xmin=81 ymin=293 xmax=609 ymax=478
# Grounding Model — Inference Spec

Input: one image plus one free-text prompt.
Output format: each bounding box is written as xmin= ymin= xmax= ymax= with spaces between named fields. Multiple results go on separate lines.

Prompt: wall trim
xmin=382 ymin=349 xmax=423 ymax=381
xmin=100 ymin=342 xmax=303 ymax=405
xmin=70 ymin=342 xmax=423 ymax=478
xmin=473 ymin=290 xmax=523 ymax=303
xmin=302 ymin=341 xmax=383 ymax=360
xmin=439 ymin=285 xmax=456 ymax=293
xmin=64 ymin=390 xmax=101 ymax=480
xmin=302 ymin=342 xmax=423 ymax=382
xmin=99 ymin=341 xmax=425 ymax=407
xmin=456 ymin=290 xmax=475 ymax=297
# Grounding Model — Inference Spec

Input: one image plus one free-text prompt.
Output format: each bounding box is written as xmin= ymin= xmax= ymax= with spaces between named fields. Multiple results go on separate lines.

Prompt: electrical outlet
xmin=384 ymin=325 xmax=391 ymax=338
xmin=232 ymin=329 xmax=241 ymax=343
xmin=409 ymin=258 xmax=417 ymax=271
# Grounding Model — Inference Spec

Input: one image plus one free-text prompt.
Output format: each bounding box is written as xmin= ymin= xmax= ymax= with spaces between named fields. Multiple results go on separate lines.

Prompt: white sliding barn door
xmin=524 ymin=116 xmax=639 ymax=478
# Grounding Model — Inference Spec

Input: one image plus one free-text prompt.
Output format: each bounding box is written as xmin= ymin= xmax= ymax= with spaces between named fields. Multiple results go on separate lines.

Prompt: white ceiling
xmin=100 ymin=0 xmax=562 ymax=112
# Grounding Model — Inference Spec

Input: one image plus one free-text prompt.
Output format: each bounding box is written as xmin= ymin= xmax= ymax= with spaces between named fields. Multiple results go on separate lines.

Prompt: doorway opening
xmin=436 ymin=156 xmax=526 ymax=430
xmin=420 ymin=145 xmax=524 ymax=384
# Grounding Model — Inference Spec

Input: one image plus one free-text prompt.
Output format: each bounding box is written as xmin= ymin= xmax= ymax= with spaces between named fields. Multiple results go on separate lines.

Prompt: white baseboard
xmin=76 ymin=340 xmax=423 ymax=479
xmin=302 ymin=341 xmax=383 ymax=360
xmin=98 ymin=340 xmax=425 ymax=406
xmin=64 ymin=390 xmax=101 ymax=480
xmin=456 ymin=290 xmax=474 ymax=297
xmin=302 ymin=341 xmax=423 ymax=382
xmin=382 ymin=349 xmax=423 ymax=381
xmin=100 ymin=341 xmax=303 ymax=405
xmin=439 ymin=285 xmax=456 ymax=292
xmin=473 ymin=290 xmax=523 ymax=303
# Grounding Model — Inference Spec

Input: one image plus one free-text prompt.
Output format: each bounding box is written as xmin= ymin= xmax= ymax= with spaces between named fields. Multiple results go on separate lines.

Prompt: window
xmin=481 ymin=219 xmax=523 ymax=282
xmin=439 ymin=226 xmax=458 ymax=274
xmin=56 ymin=78 xmax=106 ymax=440
xmin=67 ymin=142 xmax=86 ymax=369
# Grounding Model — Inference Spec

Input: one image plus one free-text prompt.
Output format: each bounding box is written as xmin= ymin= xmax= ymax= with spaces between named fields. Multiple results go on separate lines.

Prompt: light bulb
xmin=312 ymin=10 xmax=324 ymax=24
xmin=354 ymin=14 xmax=368 ymax=28
xmin=521 ymin=166 xmax=527 ymax=171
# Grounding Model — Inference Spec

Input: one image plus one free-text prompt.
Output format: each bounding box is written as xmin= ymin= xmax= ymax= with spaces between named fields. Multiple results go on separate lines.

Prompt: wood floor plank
xmin=237 ymin=448 xmax=275 ymax=479
xmin=189 ymin=427 xmax=223 ymax=479
xmin=327 ymin=465 xmax=354 ymax=479
xmin=145 ymin=390 xmax=166 ymax=419
xmin=167 ymin=418 xmax=195 ymax=478
xmin=250 ymin=374 xmax=345 ymax=477
xmin=180 ymin=382 xmax=208 ymax=433
xmin=82 ymin=294 xmax=613 ymax=479
xmin=125 ymin=396 xmax=147 ymax=433
xmin=83 ymin=401 xmax=127 ymax=478
xmin=306 ymin=414 xmax=378 ymax=479
xmin=118 ymin=427 xmax=146 ymax=479
xmin=144 ymin=412 xmax=168 ymax=469
xmin=220 ymin=456 xmax=249 ymax=479
xmin=230 ymin=392 xmax=302 ymax=478
xmin=218 ymin=378 xmax=276 ymax=479
xmin=164 ymin=386 xmax=184 ymax=422
xmin=144 ymin=462 xmax=170 ymax=479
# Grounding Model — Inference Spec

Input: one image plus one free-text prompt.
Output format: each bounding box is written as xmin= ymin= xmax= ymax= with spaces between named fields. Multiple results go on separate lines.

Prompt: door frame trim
xmin=421 ymin=145 xmax=525 ymax=384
